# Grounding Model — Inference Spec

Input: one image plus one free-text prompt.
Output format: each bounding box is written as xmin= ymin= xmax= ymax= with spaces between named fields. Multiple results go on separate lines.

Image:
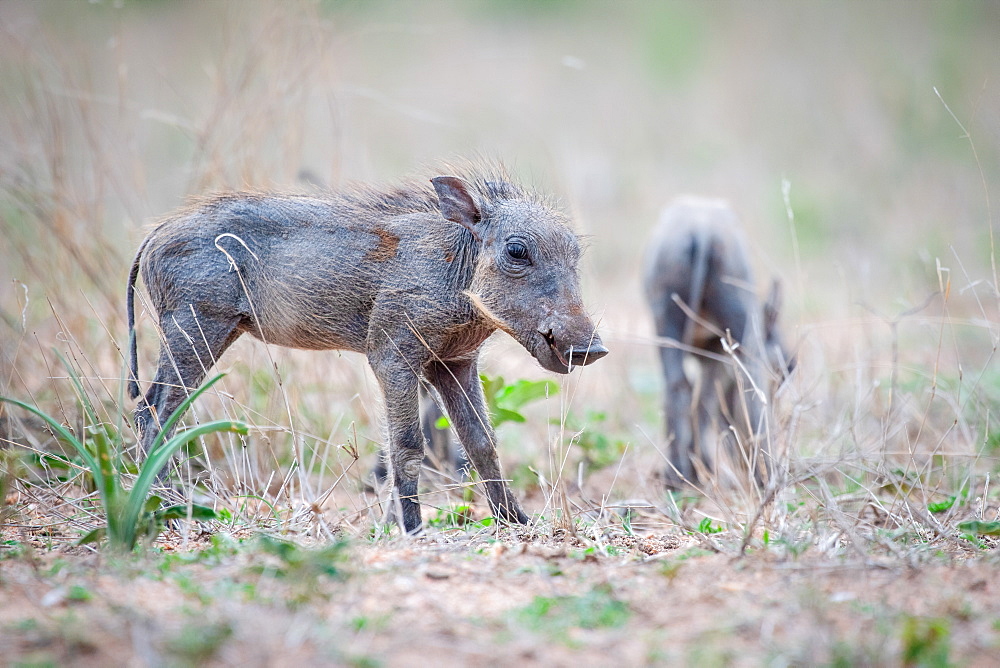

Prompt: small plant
xmin=65 ymin=584 xmax=93 ymax=603
xmin=621 ymin=507 xmax=635 ymax=536
xmin=252 ymin=535 xmax=350 ymax=608
xmin=426 ymin=504 xmax=494 ymax=530
xmin=0 ymin=364 xmax=246 ymax=553
xmin=164 ymin=618 xmax=234 ymax=665
xmin=435 ymin=375 xmax=558 ymax=429
xmin=771 ymin=533 xmax=811 ymax=559
xmin=368 ymin=523 xmax=393 ymax=542
xmin=927 ymin=486 xmax=969 ymax=514
xmin=350 ymin=613 xmax=392 ymax=633
xmin=557 ymin=410 xmax=627 ymax=471
xmin=956 ymin=519 xmax=1000 ymax=536
xmin=513 ymin=584 xmax=630 ymax=644
xmin=657 ymin=559 xmax=683 ymax=581
xmin=0 ymin=539 xmax=26 ymax=562
xmin=427 ymin=504 xmax=474 ymax=528
xmin=900 ymin=616 xmax=950 ymax=667
xmin=570 ymin=544 xmax=623 ymax=559
xmin=696 ymin=517 xmax=724 ymax=535
xmin=255 ymin=534 xmax=349 ymax=580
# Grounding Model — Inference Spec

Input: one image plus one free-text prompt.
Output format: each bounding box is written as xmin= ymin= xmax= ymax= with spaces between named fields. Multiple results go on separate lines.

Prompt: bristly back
xmin=163 ymin=159 xmax=563 ymax=226
xmin=340 ymin=159 xmax=561 ymax=219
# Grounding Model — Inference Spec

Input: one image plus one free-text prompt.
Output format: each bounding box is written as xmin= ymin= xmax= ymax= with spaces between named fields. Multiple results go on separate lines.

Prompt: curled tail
xmin=126 ymin=237 xmax=150 ymax=400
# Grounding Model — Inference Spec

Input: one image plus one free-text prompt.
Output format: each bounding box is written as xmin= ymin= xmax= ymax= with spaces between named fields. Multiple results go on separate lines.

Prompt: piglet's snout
xmin=567 ymin=338 xmax=608 ymax=368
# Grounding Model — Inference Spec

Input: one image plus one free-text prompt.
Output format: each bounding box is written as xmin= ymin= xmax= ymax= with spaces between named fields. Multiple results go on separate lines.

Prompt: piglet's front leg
xmin=427 ymin=358 xmax=529 ymax=525
xmin=371 ymin=354 xmax=426 ymax=534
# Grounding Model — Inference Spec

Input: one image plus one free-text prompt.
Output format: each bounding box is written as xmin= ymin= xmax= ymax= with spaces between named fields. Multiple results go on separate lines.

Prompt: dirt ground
xmin=3 ymin=498 xmax=1000 ymax=667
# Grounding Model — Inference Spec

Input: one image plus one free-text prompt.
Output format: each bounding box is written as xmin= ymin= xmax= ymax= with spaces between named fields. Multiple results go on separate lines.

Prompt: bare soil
xmin=3 ymin=504 xmax=1000 ymax=667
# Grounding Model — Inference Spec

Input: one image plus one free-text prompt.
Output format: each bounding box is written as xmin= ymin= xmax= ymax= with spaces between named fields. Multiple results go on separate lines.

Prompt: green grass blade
xmin=156 ymin=504 xmax=218 ymax=523
xmin=54 ymin=350 xmax=101 ymax=428
xmin=122 ymin=419 xmax=248 ymax=544
xmin=0 ymin=397 xmax=103 ymax=489
xmin=147 ymin=373 xmax=227 ymax=455
xmin=957 ymin=520 xmax=1000 ymax=536
xmin=54 ymin=350 xmax=121 ymax=509
xmin=77 ymin=527 xmax=107 ymax=546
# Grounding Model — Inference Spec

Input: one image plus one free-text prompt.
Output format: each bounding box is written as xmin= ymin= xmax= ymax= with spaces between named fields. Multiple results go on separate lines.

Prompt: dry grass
xmin=2 ymin=1 xmax=1000 ymax=665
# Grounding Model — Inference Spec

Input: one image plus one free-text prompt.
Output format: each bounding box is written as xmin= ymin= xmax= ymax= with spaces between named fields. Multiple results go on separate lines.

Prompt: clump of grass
xmin=164 ymin=619 xmax=234 ymax=666
xmin=558 ymin=410 xmax=627 ymax=472
xmin=254 ymin=533 xmax=349 ymax=580
xmin=513 ymin=583 xmax=630 ymax=645
xmin=250 ymin=534 xmax=351 ymax=607
xmin=425 ymin=503 xmax=494 ymax=530
xmin=900 ymin=615 xmax=951 ymax=667
xmin=1 ymin=364 xmax=246 ymax=553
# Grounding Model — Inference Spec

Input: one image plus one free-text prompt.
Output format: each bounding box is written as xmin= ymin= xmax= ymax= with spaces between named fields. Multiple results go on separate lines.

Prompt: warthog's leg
xmin=425 ymin=358 xmax=529 ymax=525
xmin=651 ymin=301 xmax=697 ymax=488
xmin=661 ymin=346 xmax=696 ymax=487
xmin=371 ymin=385 xmax=466 ymax=484
xmin=419 ymin=386 xmax=467 ymax=476
xmin=369 ymin=354 xmax=425 ymax=534
xmin=136 ymin=308 xmax=243 ymax=459
xmin=694 ymin=357 xmax=728 ymax=480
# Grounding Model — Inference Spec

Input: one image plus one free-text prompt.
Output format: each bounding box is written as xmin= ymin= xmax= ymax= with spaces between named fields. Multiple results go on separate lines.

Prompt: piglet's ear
xmin=432 ymin=176 xmax=481 ymax=239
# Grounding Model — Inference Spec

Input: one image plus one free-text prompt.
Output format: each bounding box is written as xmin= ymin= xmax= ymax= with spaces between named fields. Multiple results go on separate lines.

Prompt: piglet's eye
xmin=506 ymin=241 xmax=529 ymax=261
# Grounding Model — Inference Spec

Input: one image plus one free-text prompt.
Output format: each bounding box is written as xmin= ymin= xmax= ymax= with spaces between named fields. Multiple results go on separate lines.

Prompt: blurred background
xmin=1 ymin=0 xmax=998 ymax=518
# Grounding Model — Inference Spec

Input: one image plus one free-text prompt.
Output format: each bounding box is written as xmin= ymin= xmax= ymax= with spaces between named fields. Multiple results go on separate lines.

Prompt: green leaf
xmin=957 ymin=520 xmax=1000 ymax=536
xmin=492 ymin=407 xmax=526 ymax=426
xmin=122 ymin=418 xmax=247 ymax=548
xmin=498 ymin=379 xmax=558 ymax=411
xmin=77 ymin=527 xmax=106 ymax=546
xmin=144 ymin=495 xmax=164 ymax=515
xmin=434 ymin=415 xmax=451 ymax=429
xmin=477 ymin=375 xmax=558 ymax=429
xmin=156 ymin=504 xmax=218 ymax=523
xmin=31 ymin=452 xmax=73 ymax=470
xmin=697 ymin=517 xmax=723 ymax=534
xmin=147 ymin=372 xmax=229 ymax=456
xmin=927 ymin=496 xmax=957 ymax=513
xmin=0 ymin=397 xmax=103 ymax=491
xmin=480 ymin=374 xmax=505 ymax=401
xmin=66 ymin=584 xmax=92 ymax=602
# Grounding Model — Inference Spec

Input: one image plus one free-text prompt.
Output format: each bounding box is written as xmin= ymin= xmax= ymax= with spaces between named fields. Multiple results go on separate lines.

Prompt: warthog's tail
xmin=126 ymin=236 xmax=150 ymax=401
xmin=682 ymin=227 xmax=711 ymax=346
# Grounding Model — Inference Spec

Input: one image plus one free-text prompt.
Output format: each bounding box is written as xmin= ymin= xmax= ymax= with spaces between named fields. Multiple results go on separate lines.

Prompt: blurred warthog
xmin=127 ymin=163 xmax=607 ymax=533
xmin=643 ymin=197 xmax=793 ymax=489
